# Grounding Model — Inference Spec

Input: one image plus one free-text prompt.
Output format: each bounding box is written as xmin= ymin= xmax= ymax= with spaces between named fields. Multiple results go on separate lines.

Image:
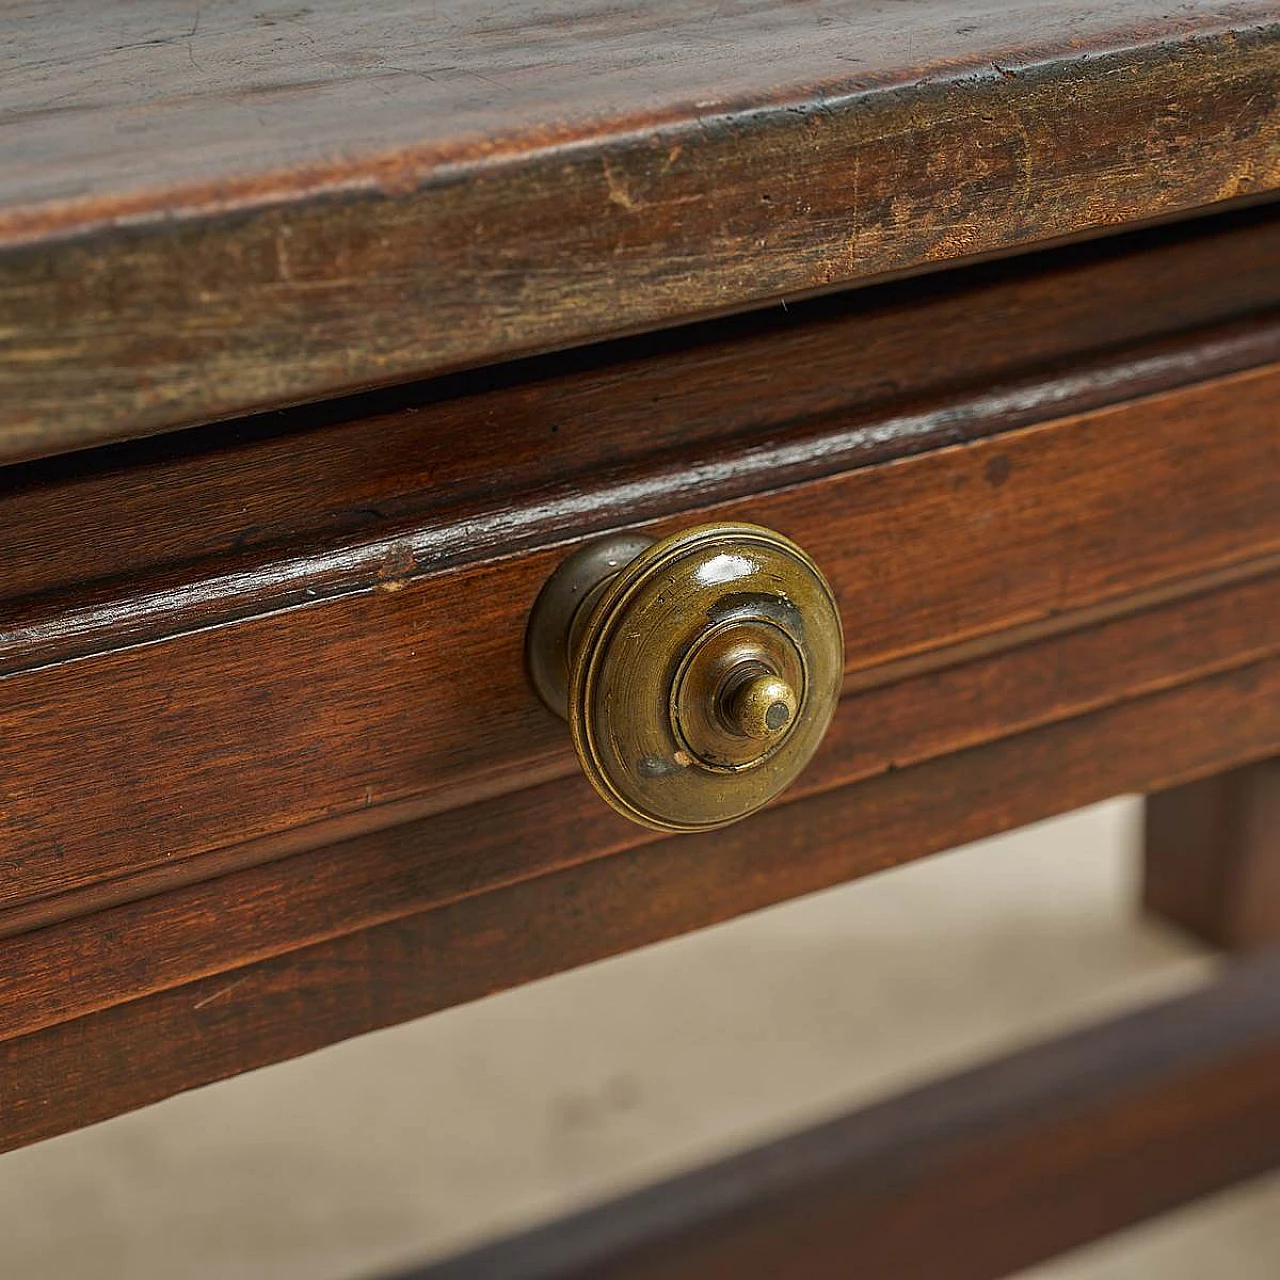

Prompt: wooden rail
xmin=403 ymin=952 xmax=1280 ymax=1280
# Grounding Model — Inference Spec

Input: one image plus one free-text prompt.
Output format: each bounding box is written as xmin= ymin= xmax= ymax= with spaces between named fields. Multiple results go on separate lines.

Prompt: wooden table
xmin=2 ymin=3 xmax=1279 ymax=1273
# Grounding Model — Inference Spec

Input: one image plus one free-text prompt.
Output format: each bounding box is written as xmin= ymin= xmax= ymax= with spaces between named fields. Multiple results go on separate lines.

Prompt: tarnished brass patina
xmin=526 ymin=522 xmax=843 ymax=832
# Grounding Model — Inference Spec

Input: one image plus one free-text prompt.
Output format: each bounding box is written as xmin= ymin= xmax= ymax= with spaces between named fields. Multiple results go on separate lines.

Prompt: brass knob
xmin=526 ymin=522 xmax=843 ymax=832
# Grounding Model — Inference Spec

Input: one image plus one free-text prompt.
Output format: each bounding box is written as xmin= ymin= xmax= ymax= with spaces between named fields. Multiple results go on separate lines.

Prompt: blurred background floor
xmin=2 ymin=797 xmax=1278 ymax=1279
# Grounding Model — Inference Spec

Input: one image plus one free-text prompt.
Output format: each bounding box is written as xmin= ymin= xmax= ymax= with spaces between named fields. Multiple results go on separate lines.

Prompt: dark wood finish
xmin=401 ymin=951 xmax=1280 ymax=1280
xmin=4 ymin=655 xmax=1278 ymax=1152
xmin=4 ymin=562 xmax=1279 ymax=1028
xmin=2 ymin=17 xmax=1277 ymax=1261
xmin=9 ymin=205 xmax=1280 ymax=633
xmin=3 ymin=358 xmax=1278 ymax=914
xmin=2 ymin=2 xmax=1277 ymax=457
xmin=1145 ymin=758 xmax=1280 ymax=950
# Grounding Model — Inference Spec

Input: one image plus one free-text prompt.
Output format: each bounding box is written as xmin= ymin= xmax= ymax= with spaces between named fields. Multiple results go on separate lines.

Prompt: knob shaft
xmin=725 ymin=668 xmax=797 ymax=742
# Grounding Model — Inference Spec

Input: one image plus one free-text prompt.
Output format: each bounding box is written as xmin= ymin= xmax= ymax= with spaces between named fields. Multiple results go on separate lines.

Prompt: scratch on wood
xmin=274 ymin=226 xmax=293 ymax=282
xmin=603 ymin=156 xmax=638 ymax=210
xmin=193 ymin=977 xmax=249 ymax=1011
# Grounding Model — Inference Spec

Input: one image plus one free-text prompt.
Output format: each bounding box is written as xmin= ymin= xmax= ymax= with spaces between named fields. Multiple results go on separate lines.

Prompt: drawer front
xmin=3 ymin=217 xmax=1280 ymax=1149
xmin=1 ymin=211 xmax=1280 ymax=927
xmin=1 ymin=354 xmax=1279 ymax=920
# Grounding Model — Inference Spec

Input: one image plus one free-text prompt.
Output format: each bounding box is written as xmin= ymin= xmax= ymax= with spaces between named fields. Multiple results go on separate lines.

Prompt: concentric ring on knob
xmin=568 ymin=522 xmax=843 ymax=832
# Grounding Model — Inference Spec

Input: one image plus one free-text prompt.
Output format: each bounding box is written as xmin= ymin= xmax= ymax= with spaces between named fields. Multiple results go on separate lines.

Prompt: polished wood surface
xmin=1 ymin=188 xmax=1279 ymax=1151
xmin=5 ymin=654 xmax=1279 ymax=1152
xmin=8 ymin=207 xmax=1279 ymax=636
xmin=0 ymin=558 xmax=1276 ymax=1027
xmin=2 ymin=1 xmax=1277 ymax=457
xmin=3 ymin=357 xmax=1279 ymax=915
xmin=2 ymin=7 xmax=1279 ymax=1220
xmin=1145 ymin=758 xmax=1280 ymax=950
xmin=404 ymin=952 xmax=1280 ymax=1280
xmin=3 ymin=208 xmax=1279 ymax=922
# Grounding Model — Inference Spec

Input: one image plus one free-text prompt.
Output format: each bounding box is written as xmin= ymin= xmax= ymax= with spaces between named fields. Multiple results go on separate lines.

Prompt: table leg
xmin=1143 ymin=758 xmax=1280 ymax=950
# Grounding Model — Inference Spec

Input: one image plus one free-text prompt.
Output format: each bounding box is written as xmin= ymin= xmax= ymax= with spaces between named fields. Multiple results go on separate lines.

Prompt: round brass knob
xmin=526 ymin=522 xmax=843 ymax=832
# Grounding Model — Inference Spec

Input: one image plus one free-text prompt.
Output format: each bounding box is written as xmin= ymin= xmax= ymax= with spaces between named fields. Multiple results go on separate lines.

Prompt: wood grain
xmin=404 ymin=952 xmax=1280 ymax=1280
xmin=5 ymin=315 xmax=1278 ymax=689
xmin=3 ymin=655 xmax=1279 ymax=1153
xmin=2 ymin=362 xmax=1277 ymax=913
xmin=2 ymin=562 xmax=1278 ymax=1039
xmin=2 ymin=2 xmax=1277 ymax=457
xmin=1145 ymin=758 xmax=1280 ymax=950
xmin=6 ymin=204 xmax=1280 ymax=633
